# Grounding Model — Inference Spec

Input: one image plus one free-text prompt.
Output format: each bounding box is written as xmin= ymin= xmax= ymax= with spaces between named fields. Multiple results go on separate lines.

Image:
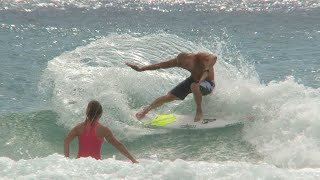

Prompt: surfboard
xmin=140 ymin=113 xmax=242 ymax=129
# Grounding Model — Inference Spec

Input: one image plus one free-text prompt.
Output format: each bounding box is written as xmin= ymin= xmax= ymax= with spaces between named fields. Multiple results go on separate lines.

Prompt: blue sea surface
xmin=0 ymin=0 xmax=320 ymax=179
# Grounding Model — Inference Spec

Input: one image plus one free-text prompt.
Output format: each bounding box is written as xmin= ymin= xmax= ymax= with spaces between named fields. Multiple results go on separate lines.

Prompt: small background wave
xmin=1 ymin=0 xmax=319 ymax=12
xmin=0 ymin=1 xmax=320 ymax=178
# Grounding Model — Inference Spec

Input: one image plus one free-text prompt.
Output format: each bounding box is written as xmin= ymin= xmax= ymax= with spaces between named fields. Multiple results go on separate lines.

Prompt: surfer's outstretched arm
xmin=125 ymin=58 xmax=178 ymax=72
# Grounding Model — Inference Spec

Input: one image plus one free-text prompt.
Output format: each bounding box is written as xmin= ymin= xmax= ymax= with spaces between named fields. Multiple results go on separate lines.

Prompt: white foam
xmin=0 ymin=154 xmax=319 ymax=180
xmin=243 ymin=77 xmax=320 ymax=168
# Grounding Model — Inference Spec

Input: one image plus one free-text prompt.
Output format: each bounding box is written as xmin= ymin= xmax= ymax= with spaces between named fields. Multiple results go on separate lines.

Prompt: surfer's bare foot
xmin=135 ymin=110 xmax=147 ymax=120
xmin=194 ymin=111 xmax=203 ymax=122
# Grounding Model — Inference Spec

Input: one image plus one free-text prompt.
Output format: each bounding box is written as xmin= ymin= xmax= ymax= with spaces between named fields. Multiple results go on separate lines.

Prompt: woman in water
xmin=64 ymin=100 xmax=138 ymax=163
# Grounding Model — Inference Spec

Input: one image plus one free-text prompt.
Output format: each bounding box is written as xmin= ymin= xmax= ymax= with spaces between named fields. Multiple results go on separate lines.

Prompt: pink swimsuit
xmin=77 ymin=121 xmax=104 ymax=160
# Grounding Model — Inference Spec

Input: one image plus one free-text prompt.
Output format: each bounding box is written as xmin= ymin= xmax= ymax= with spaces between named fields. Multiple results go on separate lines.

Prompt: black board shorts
xmin=170 ymin=76 xmax=215 ymax=100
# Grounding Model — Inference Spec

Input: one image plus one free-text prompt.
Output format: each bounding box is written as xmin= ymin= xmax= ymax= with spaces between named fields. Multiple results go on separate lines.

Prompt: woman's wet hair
xmin=86 ymin=100 xmax=103 ymax=125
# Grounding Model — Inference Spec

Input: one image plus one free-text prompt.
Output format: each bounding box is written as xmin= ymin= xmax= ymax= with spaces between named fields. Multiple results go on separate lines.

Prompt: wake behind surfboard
xmin=140 ymin=113 xmax=243 ymax=129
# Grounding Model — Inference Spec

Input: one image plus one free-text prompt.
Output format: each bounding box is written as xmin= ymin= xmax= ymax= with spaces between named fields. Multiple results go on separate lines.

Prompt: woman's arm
xmin=64 ymin=126 xmax=78 ymax=158
xmin=104 ymin=127 xmax=138 ymax=163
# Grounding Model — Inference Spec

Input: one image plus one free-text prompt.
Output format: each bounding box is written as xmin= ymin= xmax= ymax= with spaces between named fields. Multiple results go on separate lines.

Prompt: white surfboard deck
xmin=139 ymin=113 xmax=243 ymax=129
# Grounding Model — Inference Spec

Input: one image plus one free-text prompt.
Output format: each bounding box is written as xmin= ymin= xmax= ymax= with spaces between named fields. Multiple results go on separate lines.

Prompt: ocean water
xmin=1 ymin=0 xmax=320 ymax=179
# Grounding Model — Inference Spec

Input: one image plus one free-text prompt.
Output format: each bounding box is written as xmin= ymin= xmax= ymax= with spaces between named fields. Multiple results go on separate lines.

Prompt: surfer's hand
xmin=126 ymin=63 xmax=143 ymax=72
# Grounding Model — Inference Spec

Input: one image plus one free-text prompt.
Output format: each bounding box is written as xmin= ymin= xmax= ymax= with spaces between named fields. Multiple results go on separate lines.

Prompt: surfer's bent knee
xmin=167 ymin=93 xmax=180 ymax=101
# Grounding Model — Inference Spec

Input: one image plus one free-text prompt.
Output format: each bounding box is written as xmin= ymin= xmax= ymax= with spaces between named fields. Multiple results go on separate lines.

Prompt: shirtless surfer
xmin=126 ymin=52 xmax=217 ymax=122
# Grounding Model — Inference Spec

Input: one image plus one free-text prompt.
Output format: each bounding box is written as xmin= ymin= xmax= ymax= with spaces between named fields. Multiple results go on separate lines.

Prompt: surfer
xmin=126 ymin=52 xmax=216 ymax=122
xmin=64 ymin=100 xmax=138 ymax=163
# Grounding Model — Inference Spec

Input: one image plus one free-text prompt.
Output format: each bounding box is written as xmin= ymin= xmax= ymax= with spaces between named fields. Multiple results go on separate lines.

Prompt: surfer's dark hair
xmin=86 ymin=100 xmax=103 ymax=125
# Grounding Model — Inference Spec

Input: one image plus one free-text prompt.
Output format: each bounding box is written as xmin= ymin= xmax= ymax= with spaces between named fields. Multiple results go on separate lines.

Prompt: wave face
xmin=39 ymin=33 xmax=320 ymax=169
xmin=1 ymin=0 xmax=320 ymax=179
xmin=40 ymin=33 xmax=256 ymax=127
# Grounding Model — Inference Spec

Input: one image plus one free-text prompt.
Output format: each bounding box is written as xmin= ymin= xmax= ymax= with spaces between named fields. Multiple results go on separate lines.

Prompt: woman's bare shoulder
xmin=75 ymin=121 xmax=85 ymax=128
xmin=96 ymin=122 xmax=112 ymax=136
xmin=71 ymin=122 xmax=85 ymax=134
